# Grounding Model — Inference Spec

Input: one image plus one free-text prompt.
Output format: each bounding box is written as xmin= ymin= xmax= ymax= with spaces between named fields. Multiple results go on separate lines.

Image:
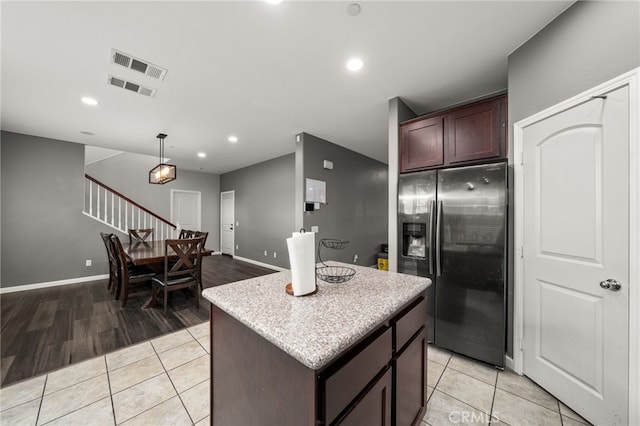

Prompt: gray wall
xmin=299 ymin=133 xmax=388 ymax=267
xmin=1 ymin=131 xmax=221 ymax=289
xmin=220 ymin=154 xmax=295 ymax=269
xmin=505 ymin=0 xmax=640 ymax=356
xmin=1 ymin=131 xmax=111 ymax=287
xmin=86 ymin=151 xmax=220 ymax=250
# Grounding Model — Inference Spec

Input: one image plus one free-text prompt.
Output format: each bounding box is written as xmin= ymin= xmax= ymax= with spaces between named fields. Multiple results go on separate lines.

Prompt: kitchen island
xmin=202 ymin=262 xmax=431 ymax=425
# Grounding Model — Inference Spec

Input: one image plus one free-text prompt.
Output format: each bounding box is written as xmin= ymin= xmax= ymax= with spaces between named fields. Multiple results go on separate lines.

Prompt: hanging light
xmin=149 ymin=133 xmax=176 ymax=184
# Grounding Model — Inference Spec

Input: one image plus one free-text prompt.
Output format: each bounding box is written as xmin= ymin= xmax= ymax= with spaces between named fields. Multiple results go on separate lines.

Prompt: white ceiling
xmin=1 ymin=1 xmax=573 ymax=175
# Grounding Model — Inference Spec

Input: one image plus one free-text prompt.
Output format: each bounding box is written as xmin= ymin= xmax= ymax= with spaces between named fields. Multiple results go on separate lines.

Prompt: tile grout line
xmin=34 ymin=373 xmax=48 ymax=425
xmin=104 ymin=355 xmax=117 ymax=426
xmin=153 ymin=335 xmax=197 ymax=426
xmin=488 ymin=368 xmax=500 ymax=424
xmin=559 ymin=400 xmax=565 ymax=426
xmin=37 ymin=358 xmax=113 ymax=425
xmin=436 ymin=359 xmax=498 ymax=415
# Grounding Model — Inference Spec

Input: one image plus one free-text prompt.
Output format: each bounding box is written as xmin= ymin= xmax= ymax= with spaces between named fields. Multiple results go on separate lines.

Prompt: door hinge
xmin=519 ymin=338 xmax=524 ymax=350
xmin=520 ymin=151 xmax=524 ymax=165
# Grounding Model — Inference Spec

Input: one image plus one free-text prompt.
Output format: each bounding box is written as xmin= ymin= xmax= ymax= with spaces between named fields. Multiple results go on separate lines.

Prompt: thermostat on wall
xmin=323 ymin=160 xmax=334 ymax=170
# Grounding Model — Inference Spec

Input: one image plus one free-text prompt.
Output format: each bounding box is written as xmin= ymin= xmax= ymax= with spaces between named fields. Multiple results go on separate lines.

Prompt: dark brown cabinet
xmin=395 ymin=328 xmax=427 ymax=426
xmin=400 ymin=95 xmax=507 ymax=173
xmin=400 ymin=116 xmax=444 ymax=172
xmin=341 ymin=368 xmax=393 ymax=426
xmin=210 ymin=293 xmax=427 ymax=426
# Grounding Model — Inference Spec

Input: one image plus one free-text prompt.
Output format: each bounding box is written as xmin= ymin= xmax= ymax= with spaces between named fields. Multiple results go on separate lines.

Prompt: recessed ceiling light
xmin=228 ymin=136 xmax=238 ymax=143
xmin=80 ymin=131 xmax=95 ymax=136
xmin=81 ymin=97 xmax=98 ymax=106
xmin=347 ymin=3 xmax=361 ymax=17
xmin=346 ymin=57 xmax=364 ymax=72
xmin=198 ymin=152 xmax=206 ymax=158
xmin=265 ymin=0 xmax=283 ymax=4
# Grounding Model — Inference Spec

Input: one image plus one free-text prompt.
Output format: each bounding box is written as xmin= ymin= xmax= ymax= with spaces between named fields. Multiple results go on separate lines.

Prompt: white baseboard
xmin=0 ymin=274 xmax=110 ymax=294
xmin=232 ymin=256 xmax=287 ymax=272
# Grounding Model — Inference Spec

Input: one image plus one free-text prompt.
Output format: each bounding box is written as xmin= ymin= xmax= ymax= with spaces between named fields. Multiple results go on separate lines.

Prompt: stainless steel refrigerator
xmin=398 ymin=162 xmax=507 ymax=367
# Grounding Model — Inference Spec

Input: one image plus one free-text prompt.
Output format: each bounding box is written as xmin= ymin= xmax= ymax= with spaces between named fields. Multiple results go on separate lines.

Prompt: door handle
xmin=428 ymin=200 xmax=435 ymax=275
xmin=435 ymin=200 xmax=443 ymax=277
xmin=599 ymin=279 xmax=622 ymax=291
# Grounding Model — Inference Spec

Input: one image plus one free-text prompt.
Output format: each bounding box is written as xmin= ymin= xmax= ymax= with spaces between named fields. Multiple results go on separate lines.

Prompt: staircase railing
xmin=83 ymin=174 xmax=178 ymax=239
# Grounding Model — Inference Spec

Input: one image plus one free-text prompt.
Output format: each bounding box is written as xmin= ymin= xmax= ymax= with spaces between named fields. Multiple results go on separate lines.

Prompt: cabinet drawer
xmin=324 ymin=327 xmax=392 ymax=424
xmin=395 ymin=297 xmax=427 ymax=352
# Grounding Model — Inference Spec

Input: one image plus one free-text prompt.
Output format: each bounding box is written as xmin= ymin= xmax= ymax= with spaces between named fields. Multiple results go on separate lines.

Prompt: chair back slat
xmin=129 ymin=228 xmax=154 ymax=244
xmin=164 ymin=237 xmax=204 ymax=281
xmin=110 ymin=234 xmax=130 ymax=277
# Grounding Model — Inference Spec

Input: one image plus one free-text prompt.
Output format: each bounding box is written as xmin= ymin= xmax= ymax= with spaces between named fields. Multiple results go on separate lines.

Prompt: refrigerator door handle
xmin=428 ymin=200 xmax=435 ymax=275
xmin=435 ymin=200 xmax=443 ymax=276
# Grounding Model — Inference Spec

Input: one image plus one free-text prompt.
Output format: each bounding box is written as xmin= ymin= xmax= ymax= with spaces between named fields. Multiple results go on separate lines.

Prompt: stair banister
xmin=83 ymin=174 xmax=177 ymax=238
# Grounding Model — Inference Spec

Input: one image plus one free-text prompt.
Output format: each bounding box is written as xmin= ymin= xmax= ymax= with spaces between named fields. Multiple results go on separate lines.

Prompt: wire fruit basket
xmin=316 ymin=238 xmax=356 ymax=283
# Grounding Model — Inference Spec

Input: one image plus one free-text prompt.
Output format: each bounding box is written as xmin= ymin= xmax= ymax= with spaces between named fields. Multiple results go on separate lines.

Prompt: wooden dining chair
xmin=179 ymin=229 xmax=196 ymax=239
xmin=111 ymin=234 xmax=156 ymax=308
xmin=128 ymin=228 xmax=154 ymax=245
xmin=193 ymin=231 xmax=209 ymax=247
xmin=99 ymin=232 xmax=117 ymax=291
xmin=151 ymin=236 xmax=204 ymax=317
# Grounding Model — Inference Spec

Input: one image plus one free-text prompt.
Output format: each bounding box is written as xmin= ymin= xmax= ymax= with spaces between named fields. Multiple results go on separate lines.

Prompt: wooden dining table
xmin=123 ymin=240 xmax=214 ymax=309
xmin=124 ymin=240 xmax=214 ymax=267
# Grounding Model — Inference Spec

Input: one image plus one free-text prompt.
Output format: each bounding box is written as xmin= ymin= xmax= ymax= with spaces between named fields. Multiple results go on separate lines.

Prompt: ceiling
xmin=1 ymin=1 xmax=573 ymax=175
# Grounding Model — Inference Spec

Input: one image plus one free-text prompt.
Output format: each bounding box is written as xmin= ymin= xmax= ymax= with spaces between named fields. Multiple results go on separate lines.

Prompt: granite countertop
xmin=202 ymin=262 xmax=431 ymax=370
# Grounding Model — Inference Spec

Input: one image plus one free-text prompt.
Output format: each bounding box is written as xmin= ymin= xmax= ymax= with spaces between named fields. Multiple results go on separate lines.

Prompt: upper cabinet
xmin=400 ymin=116 xmax=445 ymax=171
xmin=400 ymin=95 xmax=507 ymax=173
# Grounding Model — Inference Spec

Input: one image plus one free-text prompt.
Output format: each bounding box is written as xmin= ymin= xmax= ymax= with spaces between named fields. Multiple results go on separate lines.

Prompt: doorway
xmin=171 ymin=190 xmax=201 ymax=233
xmin=513 ymin=69 xmax=639 ymax=425
xmin=220 ymin=190 xmax=234 ymax=256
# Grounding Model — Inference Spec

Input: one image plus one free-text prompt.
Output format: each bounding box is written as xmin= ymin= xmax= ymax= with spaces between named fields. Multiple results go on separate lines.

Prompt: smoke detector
xmin=110 ymin=49 xmax=168 ymax=81
xmin=107 ymin=75 xmax=157 ymax=97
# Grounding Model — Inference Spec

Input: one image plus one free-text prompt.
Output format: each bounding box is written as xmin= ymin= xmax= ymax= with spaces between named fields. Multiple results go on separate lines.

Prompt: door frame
xmin=220 ymin=190 xmax=235 ymax=256
xmin=512 ymin=68 xmax=639 ymax=425
xmin=170 ymin=189 xmax=202 ymax=232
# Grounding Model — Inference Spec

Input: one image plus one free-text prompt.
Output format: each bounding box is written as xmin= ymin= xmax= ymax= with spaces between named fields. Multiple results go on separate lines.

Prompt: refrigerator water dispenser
xmin=402 ymin=223 xmax=426 ymax=259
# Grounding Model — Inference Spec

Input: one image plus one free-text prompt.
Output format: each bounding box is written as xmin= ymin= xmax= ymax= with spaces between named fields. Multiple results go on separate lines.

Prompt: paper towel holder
xmin=285 ymin=282 xmax=318 ymax=296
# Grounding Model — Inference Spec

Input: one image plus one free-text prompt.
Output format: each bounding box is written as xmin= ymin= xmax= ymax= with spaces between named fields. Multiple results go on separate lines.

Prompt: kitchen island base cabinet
xmin=209 ymin=296 xmax=428 ymax=425
xmin=210 ymin=306 xmax=316 ymax=425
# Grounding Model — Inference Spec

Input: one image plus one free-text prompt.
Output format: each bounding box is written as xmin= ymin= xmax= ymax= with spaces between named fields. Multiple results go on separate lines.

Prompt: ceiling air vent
xmin=108 ymin=75 xmax=157 ymax=97
xmin=110 ymin=48 xmax=168 ymax=81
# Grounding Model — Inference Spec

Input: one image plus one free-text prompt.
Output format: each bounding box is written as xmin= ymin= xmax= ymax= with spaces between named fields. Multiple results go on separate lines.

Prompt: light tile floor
xmin=423 ymin=345 xmax=592 ymax=426
xmin=0 ymin=323 xmax=591 ymax=425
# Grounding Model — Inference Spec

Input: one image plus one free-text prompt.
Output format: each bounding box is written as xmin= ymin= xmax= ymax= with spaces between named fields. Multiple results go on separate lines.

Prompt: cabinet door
xmin=340 ymin=368 xmax=392 ymax=426
xmin=324 ymin=328 xmax=392 ymax=424
xmin=400 ymin=116 xmax=444 ymax=172
xmin=447 ymin=97 xmax=504 ymax=164
xmin=395 ymin=327 xmax=427 ymax=426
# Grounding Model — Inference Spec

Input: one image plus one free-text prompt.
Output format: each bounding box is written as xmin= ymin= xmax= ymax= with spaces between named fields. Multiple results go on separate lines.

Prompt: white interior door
xmin=171 ymin=190 xmax=201 ymax=233
xmin=522 ymin=86 xmax=629 ymax=425
xmin=220 ymin=190 xmax=234 ymax=256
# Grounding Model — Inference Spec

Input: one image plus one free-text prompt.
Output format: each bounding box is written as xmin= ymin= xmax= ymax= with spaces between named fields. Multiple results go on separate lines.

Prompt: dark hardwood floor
xmin=0 ymin=254 xmax=276 ymax=388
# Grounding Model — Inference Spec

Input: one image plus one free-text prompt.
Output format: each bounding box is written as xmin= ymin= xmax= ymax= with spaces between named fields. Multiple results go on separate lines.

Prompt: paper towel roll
xmin=286 ymin=231 xmax=316 ymax=296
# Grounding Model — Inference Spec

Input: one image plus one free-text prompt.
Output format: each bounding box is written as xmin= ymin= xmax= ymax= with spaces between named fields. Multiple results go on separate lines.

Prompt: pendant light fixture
xmin=149 ymin=133 xmax=176 ymax=184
